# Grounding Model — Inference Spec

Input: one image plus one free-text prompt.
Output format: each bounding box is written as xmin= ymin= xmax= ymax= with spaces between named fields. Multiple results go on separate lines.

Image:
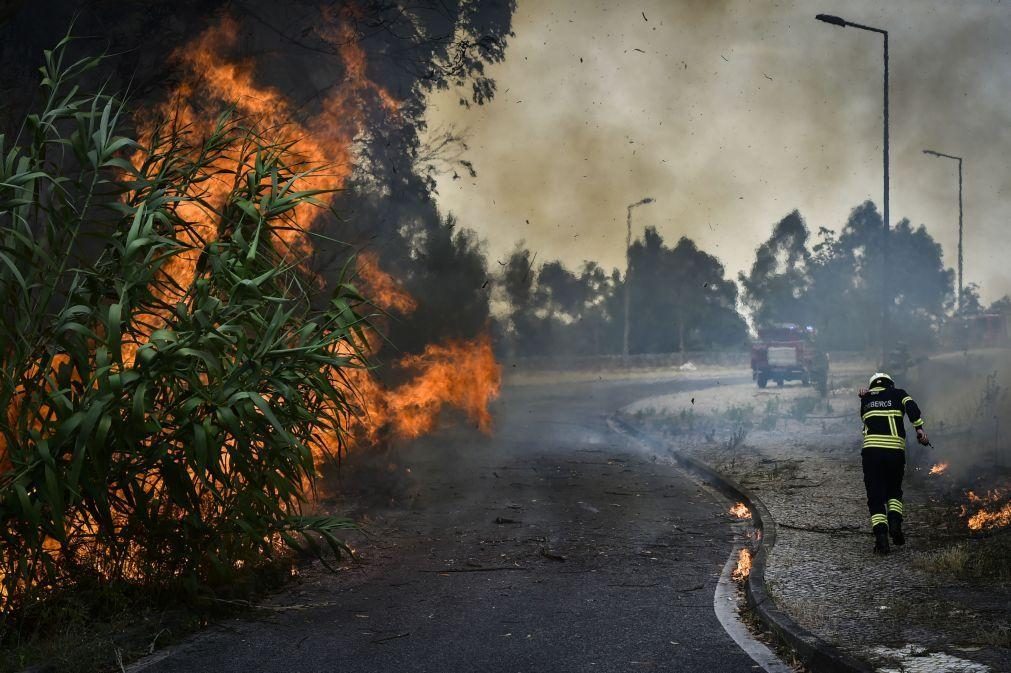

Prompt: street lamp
xmin=816 ymin=13 xmax=890 ymax=363
xmin=923 ymin=149 xmax=965 ymax=311
xmin=623 ymin=196 xmax=655 ymax=358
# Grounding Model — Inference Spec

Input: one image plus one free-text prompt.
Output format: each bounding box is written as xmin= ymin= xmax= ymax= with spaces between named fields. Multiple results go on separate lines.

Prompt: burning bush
xmin=0 ymin=41 xmax=371 ymax=619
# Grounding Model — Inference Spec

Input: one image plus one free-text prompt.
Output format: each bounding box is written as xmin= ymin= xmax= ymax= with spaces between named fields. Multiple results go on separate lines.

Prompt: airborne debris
xmin=371 ymin=632 xmax=410 ymax=644
xmin=540 ymin=548 xmax=567 ymax=562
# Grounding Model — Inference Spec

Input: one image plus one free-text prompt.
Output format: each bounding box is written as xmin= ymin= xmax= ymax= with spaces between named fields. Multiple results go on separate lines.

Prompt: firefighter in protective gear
xmin=858 ymin=372 xmax=929 ymax=554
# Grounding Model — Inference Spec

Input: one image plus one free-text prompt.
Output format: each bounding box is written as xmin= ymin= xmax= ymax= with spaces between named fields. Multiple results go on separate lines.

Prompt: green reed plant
xmin=0 ymin=36 xmax=368 ymax=623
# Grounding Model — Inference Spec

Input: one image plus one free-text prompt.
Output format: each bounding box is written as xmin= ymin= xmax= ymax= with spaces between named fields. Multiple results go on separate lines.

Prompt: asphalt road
xmin=134 ymin=377 xmax=763 ymax=673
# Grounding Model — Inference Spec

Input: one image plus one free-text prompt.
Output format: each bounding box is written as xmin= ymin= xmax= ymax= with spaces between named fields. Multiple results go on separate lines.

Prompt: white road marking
xmin=609 ymin=418 xmax=793 ymax=673
xmin=872 ymin=644 xmax=990 ymax=672
xmin=713 ymin=538 xmax=794 ymax=673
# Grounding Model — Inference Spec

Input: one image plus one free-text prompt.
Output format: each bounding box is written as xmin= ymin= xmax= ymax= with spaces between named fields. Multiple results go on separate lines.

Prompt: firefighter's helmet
xmin=869 ymin=372 xmax=894 ymax=388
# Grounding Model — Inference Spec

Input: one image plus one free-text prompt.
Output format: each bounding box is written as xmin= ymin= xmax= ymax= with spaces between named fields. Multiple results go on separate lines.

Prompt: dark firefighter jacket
xmin=860 ymin=386 xmax=924 ymax=450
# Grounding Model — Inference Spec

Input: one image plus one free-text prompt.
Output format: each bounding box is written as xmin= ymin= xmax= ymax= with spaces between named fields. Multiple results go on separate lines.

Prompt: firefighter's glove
xmin=915 ymin=428 xmax=930 ymax=446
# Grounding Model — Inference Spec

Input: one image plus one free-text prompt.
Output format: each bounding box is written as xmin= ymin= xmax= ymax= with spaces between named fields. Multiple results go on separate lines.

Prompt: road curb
xmin=610 ymin=415 xmax=873 ymax=673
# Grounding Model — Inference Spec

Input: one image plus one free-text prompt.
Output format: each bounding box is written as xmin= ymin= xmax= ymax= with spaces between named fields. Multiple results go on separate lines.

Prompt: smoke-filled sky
xmin=424 ymin=0 xmax=1011 ymax=302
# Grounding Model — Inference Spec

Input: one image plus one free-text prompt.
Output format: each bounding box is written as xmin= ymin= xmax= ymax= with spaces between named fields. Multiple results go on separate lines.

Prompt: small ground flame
xmin=729 ymin=502 xmax=751 ymax=519
xmin=962 ymin=489 xmax=1011 ymax=531
xmin=732 ymin=548 xmax=753 ymax=581
xmin=928 ymin=462 xmax=949 ymax=476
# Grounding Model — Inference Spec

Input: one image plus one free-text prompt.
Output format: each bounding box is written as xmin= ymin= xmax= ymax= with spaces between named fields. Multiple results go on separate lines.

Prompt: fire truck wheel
xmin=757 ymin=374 xmax=768 ymax=389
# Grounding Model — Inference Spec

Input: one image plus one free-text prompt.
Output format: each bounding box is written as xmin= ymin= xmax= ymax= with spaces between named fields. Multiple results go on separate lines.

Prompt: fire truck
xmin=943 ymin=313 xmax=1010 ymax=350
xmin=750 ymin=323 xmax=828 ymax=391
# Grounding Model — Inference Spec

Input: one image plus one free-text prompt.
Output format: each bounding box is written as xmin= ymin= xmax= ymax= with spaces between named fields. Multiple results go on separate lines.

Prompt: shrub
xmin=789 ymin=396 xmax=819 ymax=422
xmin=0 ymin=38 xmax=366 ymax=622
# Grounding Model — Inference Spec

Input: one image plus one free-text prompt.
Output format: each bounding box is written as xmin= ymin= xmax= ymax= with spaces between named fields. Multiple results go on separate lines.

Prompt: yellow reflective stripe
xmin=869 ymin=387 xmax=886 ymax=392
xmin=871 ymin=513 xmax=889 ymax=528
xmin=863 ymin=435 xmax=905 ymax=443
xmin=863 ymin=437 xmax=906 ymax=449
xmin=912 ymin=418 xmax=924 ymax=427
xmin=888 ymin=417 xmax=897 ymax=436
xmin=901 ymin=396 xmax=913 ymax=406
xmin=861 ymin=432 xmax=909 ymax=442
xmin=862 ymin=410 xmax=903 ymax=421
xmin=887 ymin=499 xmax=904 ymax=514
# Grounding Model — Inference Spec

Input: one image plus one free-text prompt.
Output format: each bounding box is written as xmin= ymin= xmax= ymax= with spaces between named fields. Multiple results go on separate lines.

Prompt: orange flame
xmin=388 ymin=336 xmax=501 ymax=439
xmin=2 ymin=7 xmax=502 ymax=602
xmin=729 ymin=502 xmax=751 ymax=519
xmin=131 ymin=11 xmax=499 ymax=460
xmin=962 ymin=489 xmax=1011 ymax=531
xmin=732 ymin=548 xmax=753 ymax=581
xmin=356 ymin=251 xmax=417 ymax=315
xmin=928 ymin=462 xmax=949 ymax=476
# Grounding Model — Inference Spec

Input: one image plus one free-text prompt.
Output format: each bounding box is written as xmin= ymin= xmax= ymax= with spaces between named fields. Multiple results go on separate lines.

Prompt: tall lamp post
xmin=816 ymin=13 xmax=890 ymax=362
xmin=923 ymin=149 xmax=964 ymax=311
xmin=623 ymin=197 xmax=655 ymax=358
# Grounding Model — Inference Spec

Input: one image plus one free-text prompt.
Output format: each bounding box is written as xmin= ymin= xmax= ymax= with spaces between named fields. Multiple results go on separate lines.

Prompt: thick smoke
xmin=907 ymin=350 xmax=1011 ymax=477
xmin=425 ymin=0 xmax=1011 ymax=304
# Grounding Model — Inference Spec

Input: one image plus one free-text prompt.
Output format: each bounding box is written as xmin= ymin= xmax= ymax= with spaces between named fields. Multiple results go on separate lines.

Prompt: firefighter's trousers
xmin=861 ymin=447 xmax=904 ymax=530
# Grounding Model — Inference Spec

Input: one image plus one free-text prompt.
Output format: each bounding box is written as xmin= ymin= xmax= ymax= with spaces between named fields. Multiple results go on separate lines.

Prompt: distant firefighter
xmin=858 ymin=373 xmax=930 ymax=555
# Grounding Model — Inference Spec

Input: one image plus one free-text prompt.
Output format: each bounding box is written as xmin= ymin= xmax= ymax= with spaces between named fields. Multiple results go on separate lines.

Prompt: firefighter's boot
xmin=888 ymin=512 xmax=905 ymax=546
xmin=873 ymin=523 xmax=890 ymax=555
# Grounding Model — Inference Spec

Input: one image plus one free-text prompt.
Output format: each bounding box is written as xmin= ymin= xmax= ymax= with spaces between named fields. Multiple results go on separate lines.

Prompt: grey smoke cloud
xmin=424 ymin=0 xmax=1011 ymax=303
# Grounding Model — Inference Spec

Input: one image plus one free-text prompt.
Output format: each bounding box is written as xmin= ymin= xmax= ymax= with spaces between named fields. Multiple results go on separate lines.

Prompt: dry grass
xmin=976 ymin=623 xmax=1011 ymax=648
xmin=913 ymin=544 xmax=970 ymax=575
xmin=912 ymin=535 xmax=1011 ymax=582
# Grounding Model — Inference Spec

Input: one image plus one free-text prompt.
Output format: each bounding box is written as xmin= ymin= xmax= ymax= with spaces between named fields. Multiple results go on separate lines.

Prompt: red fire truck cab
xmin=750 ymin=324 xmax=828 ymax=389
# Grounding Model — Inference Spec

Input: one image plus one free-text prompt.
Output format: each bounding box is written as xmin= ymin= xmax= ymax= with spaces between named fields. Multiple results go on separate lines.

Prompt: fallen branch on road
xmin=371 ymin=632 xmax=410 ymax=644
xmin=778 ymin=523 xmax=862 ymax=535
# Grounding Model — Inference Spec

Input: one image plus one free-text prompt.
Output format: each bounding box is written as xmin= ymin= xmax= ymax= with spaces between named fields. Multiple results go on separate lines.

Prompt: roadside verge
xmin=609 ymin=416 xmax=873 ymax=673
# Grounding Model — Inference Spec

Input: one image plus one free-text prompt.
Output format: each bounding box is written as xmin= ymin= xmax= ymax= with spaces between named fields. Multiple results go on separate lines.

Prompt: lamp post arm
xmin=843 ymin=20 xmax=887 ymax=35
xmin=924 ymin=149 xmax=962 ymax=161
